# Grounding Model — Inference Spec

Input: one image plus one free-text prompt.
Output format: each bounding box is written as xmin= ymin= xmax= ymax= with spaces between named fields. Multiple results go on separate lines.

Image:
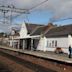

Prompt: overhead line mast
xmin=0 ymin=5 xmax=29 ymax=24
xmin=0 ymin=5 xmax=29 ymax=13
xmin=0 ymin=0 xmax=48 ymax=24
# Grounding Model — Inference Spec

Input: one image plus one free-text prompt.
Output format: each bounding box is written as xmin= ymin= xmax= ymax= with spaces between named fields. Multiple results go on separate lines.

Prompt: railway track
xmin=0 ymin=48 xmax=72 ymax=72
xmin=0 ymin=50 xmax=56 ymax=72
xmin=0 ymin=62 xmax=11 ymax=72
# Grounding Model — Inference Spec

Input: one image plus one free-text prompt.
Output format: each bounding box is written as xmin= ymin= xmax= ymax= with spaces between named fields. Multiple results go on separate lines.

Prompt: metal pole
xmin=3 ymin=11 xmax=5 ymax=24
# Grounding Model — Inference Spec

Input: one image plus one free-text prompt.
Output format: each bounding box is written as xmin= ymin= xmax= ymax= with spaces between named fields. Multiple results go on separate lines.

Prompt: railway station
xmin=0 ymin=0 xmax=72 ymax=72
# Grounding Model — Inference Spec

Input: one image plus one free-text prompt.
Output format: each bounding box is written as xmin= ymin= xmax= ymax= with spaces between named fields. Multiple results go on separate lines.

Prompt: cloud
xmin=46 ymin=0 xmax=72 ymax=21
xmin=0 ymin=0 xmax=72 ymax=32
xmin=1 ymin=0 xmax=72 ymax=19
xmin=26 ymin=0 xmax=72 ymax=22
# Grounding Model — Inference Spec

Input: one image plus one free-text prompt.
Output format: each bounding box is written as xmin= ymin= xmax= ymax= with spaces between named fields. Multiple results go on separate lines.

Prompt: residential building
xmin=9 ymin=28 xmax=20 ymax=48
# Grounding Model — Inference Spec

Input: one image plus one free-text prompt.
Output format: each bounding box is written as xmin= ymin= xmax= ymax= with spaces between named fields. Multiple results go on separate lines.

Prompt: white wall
xmin=37 ymin=37 xmax=47 ymax=51
xmin=46 ymin=37 xmax=69 ymax=53
xmin=9 ymin=39 xmax=19 ymax=47
xmin=68 ymin=35 xmax=72 ymax=47
xmin=9 ymin=40 xmax=12 ymax=47
xmin=19 ymin=23 xmax=28 ymax=38
xmin=37 ymin=36 xmax=70 ymax=53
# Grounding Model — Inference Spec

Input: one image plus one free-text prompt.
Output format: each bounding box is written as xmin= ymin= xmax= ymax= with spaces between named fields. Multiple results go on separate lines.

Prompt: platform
xmin=0 ymin=45 xmax=72 ymax=64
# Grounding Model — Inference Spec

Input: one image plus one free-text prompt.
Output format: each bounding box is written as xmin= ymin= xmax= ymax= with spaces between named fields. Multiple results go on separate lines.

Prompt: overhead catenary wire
xmin=11 ymin=0 xmax=48 ymax=19
xmin=0 ymin=0 xmax=48 ymax=26
xmin=0 ymin=0 xmax=49 ymax=25
xmin=0 ymin=5 xmax=29 ymax=20
xmin=29 ymin=0 xmax=48 ymax=11
xmin=0 ymin=0 xmax=49 ymax=32
xmin=0 ymin=5 xmax=29 ymax=13
xmin=51 ymin=17 xmax=72 ymax=22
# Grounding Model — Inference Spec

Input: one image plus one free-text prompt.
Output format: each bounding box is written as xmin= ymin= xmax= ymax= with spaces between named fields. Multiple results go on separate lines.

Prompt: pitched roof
xmin=30 ymin=26 xmax=46 ymax=35
xmin=45 ymin=24 xmax=72 ymax=38
xmin=25 ymin=23 xmax=44 ymax=34
xmin=30 ymin=23 xmax=54 ymax=36
xmin=13 ymin=32 xmax=20 ymax=36
xmin=9 ymin=29 xmax=20 ymax=36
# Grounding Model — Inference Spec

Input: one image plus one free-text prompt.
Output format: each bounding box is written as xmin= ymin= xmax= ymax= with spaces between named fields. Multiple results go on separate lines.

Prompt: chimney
xmin=48 ymin=22 xmax=54 ymax=26
xmin=41 ymin=23 xmax=55 ymax=37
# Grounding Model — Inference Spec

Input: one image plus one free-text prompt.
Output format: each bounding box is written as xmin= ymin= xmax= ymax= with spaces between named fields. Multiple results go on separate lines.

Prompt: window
xmin=52 ymin=41 xmax=54 ymax=47
xmin=49 ymin=43 xmax=51 ymax=47
xmin=55 ymin=40 xmax=57 ymax=47
xmin=47 ymin=40 xmax=57 ymax=48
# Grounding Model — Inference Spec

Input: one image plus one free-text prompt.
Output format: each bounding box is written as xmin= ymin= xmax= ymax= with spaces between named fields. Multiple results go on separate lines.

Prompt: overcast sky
xmin=0 ymin=0 xmax=72 ymax=32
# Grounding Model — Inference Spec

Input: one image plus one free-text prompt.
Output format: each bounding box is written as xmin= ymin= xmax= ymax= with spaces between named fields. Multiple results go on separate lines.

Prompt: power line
xmin=0 ymin=0 xmax=49 ymax=26
xmin=0 ymin=5 xmax=29 ymax=13
xmin=0 ymin=5 xmax=29 ymax=25
xmin=11 ymin=0 xmax=48 ymax=19
xmin=51 ymin=17 xmax=72 ymax=22
xmin=29 ymin=0 xmax=48 ymax=11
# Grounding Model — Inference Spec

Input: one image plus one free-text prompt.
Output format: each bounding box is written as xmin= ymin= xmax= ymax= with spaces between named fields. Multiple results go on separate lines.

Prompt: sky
xmin=0 ymin=0 xmax=72 ymax=32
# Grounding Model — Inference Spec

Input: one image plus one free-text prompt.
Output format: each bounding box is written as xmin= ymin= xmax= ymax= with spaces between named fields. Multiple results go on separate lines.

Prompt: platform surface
xmin=0 ymin=45 xmax=72 ymax=64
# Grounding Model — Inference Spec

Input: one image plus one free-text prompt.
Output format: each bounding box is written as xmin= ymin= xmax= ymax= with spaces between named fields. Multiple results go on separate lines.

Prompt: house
xmin=9 ymin=28 xmax=20 ymax=48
